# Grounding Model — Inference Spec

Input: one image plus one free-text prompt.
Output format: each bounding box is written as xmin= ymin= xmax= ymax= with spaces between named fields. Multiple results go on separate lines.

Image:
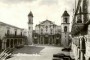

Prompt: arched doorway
xmin=44 ymin=37 xmax=48 ymax=44
xmin=44 ymin=35 xmax=49 ymax=44
xmin=6 ymin=39 xmax=9 ymax=48
xmin=80 ymin=37 xmax=86 ymax=60
xmin=11 ymin=39 xmax=13 ymax=48
xmin=56 ymin=39 xmax=59 ymax=45
xmin=41 ymin=37 xmax=43 ymax=44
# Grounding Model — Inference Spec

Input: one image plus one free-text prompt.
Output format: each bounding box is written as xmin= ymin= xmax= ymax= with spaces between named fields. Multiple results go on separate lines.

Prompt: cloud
xmin=0 ymin=0 xmax=76 ymax=29
xmin=0 ymin=0 xmax=36 ymax=4
xmin=39 ymin=0 xmax=59 ymax=5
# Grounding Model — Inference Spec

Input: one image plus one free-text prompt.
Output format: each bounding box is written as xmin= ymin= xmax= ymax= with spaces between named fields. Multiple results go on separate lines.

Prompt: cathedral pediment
xmin=37 ymin=19 xmax=56 ymax=26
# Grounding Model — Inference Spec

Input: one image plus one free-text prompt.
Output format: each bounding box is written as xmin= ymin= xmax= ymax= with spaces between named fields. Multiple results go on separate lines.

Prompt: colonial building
xmin=61 ymin=10 xmax=70 ymax=48
xmin=0 ymin=21 xmax=27 ymax=51
xmin=71 ymin=0 xmax=90 ymax=60
xmin=28 ymin=11 xmax=33 ymax=45
xmin=33 ymin=20 xmax=61 ymax=45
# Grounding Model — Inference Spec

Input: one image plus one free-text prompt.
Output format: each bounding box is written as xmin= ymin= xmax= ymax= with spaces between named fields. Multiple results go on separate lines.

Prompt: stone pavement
xmin=7 ymin=45 xmax=70 ymax=60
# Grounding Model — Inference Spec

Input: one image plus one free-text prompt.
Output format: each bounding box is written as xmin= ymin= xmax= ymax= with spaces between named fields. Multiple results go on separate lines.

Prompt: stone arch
xmin=64 ymin=26 xmax=67 ymax=32
xmin=81 ymin=37 xmax=86 ymax=53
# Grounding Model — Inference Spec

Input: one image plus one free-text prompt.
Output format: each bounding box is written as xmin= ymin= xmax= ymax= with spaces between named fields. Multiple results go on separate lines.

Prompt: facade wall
xmin=71 ymin=24 xmax=90 ymax=60
xmin=61 ymin=24 xmax=70 ymax=33
xmin=28 ymin=24 xmax=33 ymax=44
xmin=71 ymin=0 xmax=89 ymax=60
xmin=85 ymin=25 xmax=90 ymax=60
xmin=61 ymin=33 xmax=69 ymax=47
xmin=33 ymin=20 xmax=61 ymax=45
xmin=85 ymin=42 xmax=90 ymax=60
xmin=0 ymin=26 xmax=7 ymax=39
xmin=0 ymin=22 xmax=27 ymax=51
xmin=71 ymin=37 xmax=80 ymax=60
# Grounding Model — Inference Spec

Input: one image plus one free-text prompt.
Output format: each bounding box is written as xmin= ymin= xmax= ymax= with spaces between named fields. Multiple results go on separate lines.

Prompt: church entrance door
xmin=44 ymin=35 xmax=49 ymax=44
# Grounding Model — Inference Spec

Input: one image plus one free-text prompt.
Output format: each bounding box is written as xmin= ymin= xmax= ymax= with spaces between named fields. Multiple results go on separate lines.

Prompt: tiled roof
xmin=0 ymin=21 xmax=24 ymax=30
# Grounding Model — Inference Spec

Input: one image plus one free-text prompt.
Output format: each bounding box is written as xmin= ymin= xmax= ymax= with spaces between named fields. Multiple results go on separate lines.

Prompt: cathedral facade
xmin=33 ymin=20 xmax=61 ymax=45
xmin=29 ymin=10 xmax=70 ymax=46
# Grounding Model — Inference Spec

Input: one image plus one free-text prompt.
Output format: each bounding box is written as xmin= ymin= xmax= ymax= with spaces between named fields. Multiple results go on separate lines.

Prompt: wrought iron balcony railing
xmin=5 ymin=34 xmax=27 ymax=38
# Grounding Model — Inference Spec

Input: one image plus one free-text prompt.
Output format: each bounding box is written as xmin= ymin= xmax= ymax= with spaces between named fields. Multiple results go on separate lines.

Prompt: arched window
xmin=50 ymin=29 xmax=52 ymax=34
xmin=46 ymin=26 xmax=48 ymax=31
xmin=81 ymin=37 xmax=86 ymax=53
xmin=21 ymin=31 xmax=22 ymax=36
xmin=7 ymin=30 xmax=10 ymax=35
xmin=41 ymin=29 xmax=43 ymax=34
xmin=29 ymin=27 xmax=30 ymax=30
xmin=15 ymin=30 xmax=17 ymax=36
xmin=64 ymin=26 xmax=67 ymax=32
xmin=64 ymin=18 xmax=68 ymax=23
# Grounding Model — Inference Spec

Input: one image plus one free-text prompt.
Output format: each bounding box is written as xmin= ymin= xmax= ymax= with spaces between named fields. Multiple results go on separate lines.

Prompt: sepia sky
xmin=0 ymin=0 xmax=77 ymax=29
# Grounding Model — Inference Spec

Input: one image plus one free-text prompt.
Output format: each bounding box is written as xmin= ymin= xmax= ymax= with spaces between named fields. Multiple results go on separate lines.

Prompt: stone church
xmin=28 ymin=10 xmax=70 ymax=46
xmin=33 ymin=20 xmax=61 ymax=45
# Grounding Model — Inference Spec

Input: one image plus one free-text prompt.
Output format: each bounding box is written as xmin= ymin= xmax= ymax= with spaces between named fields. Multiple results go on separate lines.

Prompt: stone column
xmin=55 ymin=37 xmax=56 ymax=45
xmin=52 ymin=36 xmax=53 ymax=45
xmin=9 ymin=39 xmax=11 ymax=48
xmin=4 ymin=39 xmax=7 ymax=49
xmin=80 ymin=37 xmax=85 ymax=60
xmin=22 ymin=39 xmax=24 ymax=45
xmin=43 ymin=37 xmax=44 ymax=45
xmin=20 ymin=39 xmax=22 ymax=45
xmin=51 ymin=37 xmax=53 ymax=45
xmin=48 ymin=38 xmax=50 ymax=45
xmin=17 ymin=39 xmax=18 ymax=45
xmin=40 ymin=37 xmax=41 ymax=44
xmin=18 ymin=39 xmax=20 ymax=45
xmin=38 ymin=36 xmax=40 ymax=44
xmin=80 ymin=51 xmax=85 ymax=60
xmin=22 ymin=39 xmax=23 ymax=45
xmin=13 ymin=39 xmax=14 ymax=48
xmin=2 ymin=40 xmax=4 ymax=50
xmin=47 ymin=37 xmax=49 ymax=45
xmin=38 ymin=37 xmax=39 ymax=44
xmin=17 ymin=39 xmax=19 ymax=45
xmin=39 ymin=37 xmax=41 ymax=44
xmin=53 ymin=36 xmax=55 ymax=45
xmin=19 ymin=39 xmax=20 ymax=45
xmin=78 ymin=49 xmax=80 ymax=60
xmin=53 ymin=38 xmax=54 ymax=45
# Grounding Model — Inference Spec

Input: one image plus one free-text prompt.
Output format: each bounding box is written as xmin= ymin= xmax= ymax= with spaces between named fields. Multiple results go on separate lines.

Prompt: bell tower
xmin=28 ymin=11 xmax=33 ymax=45
xmin=61 ymin=10 xmax=70 ymax=48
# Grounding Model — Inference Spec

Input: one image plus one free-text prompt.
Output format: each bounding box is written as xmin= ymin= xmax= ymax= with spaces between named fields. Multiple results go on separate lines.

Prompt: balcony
xmin=5 ymin=34 xmax=26 ymax=38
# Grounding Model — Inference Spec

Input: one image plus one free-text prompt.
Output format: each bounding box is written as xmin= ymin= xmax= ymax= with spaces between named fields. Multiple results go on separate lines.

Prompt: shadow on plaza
xmin=13 ymin=46 xmax=45 ymax=54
